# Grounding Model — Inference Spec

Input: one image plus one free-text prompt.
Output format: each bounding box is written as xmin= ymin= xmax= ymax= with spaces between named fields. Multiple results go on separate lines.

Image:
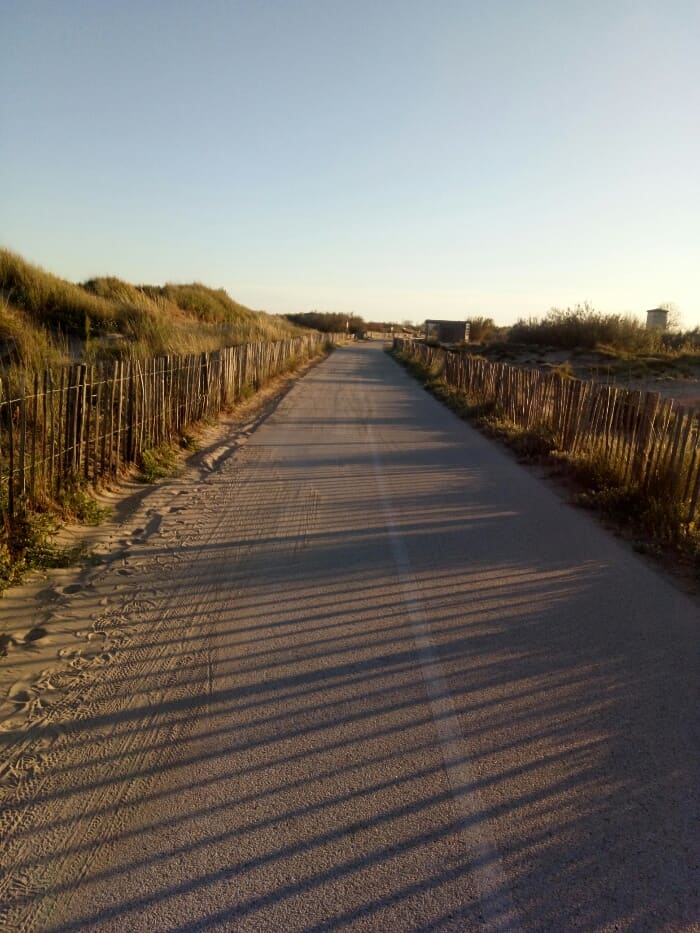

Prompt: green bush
xmin=139 ymin=444 xmax=179 ymax=483
xmin=509 ymin=303 xmax=660 ymax=353
xmin=467 ymin=317 xmax=497 ymax=342
xmin=57 ymin=484 xmax=110 ymax=525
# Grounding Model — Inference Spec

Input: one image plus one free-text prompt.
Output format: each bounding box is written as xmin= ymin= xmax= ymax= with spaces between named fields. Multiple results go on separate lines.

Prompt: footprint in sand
xmin=5 ymin=683 xmax=35 ymax=711
xmin=0 ymin=633 xmax=18 ymax=657
xmin=59 ymin=645 xmax=82 ymax=658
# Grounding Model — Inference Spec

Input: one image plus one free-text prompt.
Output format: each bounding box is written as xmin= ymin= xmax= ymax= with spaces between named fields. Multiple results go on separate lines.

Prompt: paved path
xmin=1 ymin=343 xmax=698 ymax=931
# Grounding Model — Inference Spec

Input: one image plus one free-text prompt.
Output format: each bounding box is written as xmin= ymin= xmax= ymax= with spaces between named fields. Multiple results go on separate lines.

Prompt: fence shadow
xmin=1 ymin=343 xmax=697 ymax=931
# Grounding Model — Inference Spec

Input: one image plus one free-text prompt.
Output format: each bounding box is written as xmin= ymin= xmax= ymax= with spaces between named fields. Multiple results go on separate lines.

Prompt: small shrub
xmin=507 ymin=427 xmax=558 ymax=460
xmin=139 ymin=445 xmax=179 ymax=483
xmin=180 ymin=433 xmax=200 ymax=452
xmin=509 ymin=303 xmax=661 ymax=354
xmin=57 ymin=484 xmax=110 ymax=525
xmin=466 ymin=317 xmax=496 ymax=342
xmin=548 ymin=361 xmax=575 ymax=380
xmin=0 ymin=510 xmax=88 ymax=592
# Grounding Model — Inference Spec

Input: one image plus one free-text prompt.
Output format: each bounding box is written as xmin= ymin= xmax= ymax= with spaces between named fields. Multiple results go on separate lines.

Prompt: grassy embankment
xmin=0 ymin=248 xmax=305 ymax=373
xmin=0 ymin=249 xmax=318 ymax=591
xmin=392 ymin=337 xmax=700 ymax=578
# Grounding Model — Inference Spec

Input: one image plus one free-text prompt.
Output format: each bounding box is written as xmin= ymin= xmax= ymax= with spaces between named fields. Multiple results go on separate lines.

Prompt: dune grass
xmin=0 ymin=295 xmax=70 ymax=372
xmin=0 ymin=248 xmax=305 ymax=371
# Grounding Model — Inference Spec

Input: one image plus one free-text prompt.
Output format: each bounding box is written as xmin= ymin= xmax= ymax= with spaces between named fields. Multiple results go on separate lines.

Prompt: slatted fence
xmin=1 ymin=334 xmax=335 ymax=518
xmin=394 ymin=338 xmax=700 ymax=525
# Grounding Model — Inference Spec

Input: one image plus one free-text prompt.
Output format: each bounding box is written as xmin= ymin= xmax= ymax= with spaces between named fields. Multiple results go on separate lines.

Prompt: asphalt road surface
xmin=1 ymin=342 xmax=698 ymax=931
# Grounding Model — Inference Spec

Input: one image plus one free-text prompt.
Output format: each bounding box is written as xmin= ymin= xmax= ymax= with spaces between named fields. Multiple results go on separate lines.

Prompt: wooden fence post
xmin=29 ymin=372 xmax=39 ymax=505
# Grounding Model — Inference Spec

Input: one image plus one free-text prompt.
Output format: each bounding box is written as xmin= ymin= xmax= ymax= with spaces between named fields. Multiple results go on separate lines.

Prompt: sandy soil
xmin=478 ymin=346 xmax=700 ymax=411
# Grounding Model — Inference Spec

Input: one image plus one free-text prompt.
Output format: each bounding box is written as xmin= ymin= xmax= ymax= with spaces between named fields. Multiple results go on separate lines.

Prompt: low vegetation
xmin=509 ymin=303 xmax=663 ymax=353
xmin=139 ymin=444 xmax=180 ymax=483
xmin=466 ymin=316 xmax=498 ymax=342
xmin=285 ymin=310 xmax=366 ymax=334
xmin=0 ymin=248 xmax=305 ymax=371
xmin=0 ymin=496 xmax=96 ymax=593
xmin=455 ymin=305 xmax=700 ymax=387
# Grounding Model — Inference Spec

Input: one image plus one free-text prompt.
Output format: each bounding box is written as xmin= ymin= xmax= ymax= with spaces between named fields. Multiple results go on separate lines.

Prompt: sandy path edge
xmin=0 ymin=354 xmax=327 ymax=753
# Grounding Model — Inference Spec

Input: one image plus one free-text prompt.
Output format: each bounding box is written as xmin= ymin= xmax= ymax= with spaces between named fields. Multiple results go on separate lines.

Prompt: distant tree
xmin=284 ymin=311 xmax=365 ymax=334
xmin=467 ymin=317 xmax=496 ymax=342
xmin=657 ymin=301 xmax=682 ymax=332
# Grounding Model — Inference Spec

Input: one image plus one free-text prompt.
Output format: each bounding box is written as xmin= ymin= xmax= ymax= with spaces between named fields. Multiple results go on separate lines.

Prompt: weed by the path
xmin=57 ymin=484 xmax=111 ymax=525
xmin=180 ymin=433 xmax=200 ymax=452
xmin=0 ymin=510 xmax=90 ymax=592
xmin=139 ymin=444 xmax=179 ymax=483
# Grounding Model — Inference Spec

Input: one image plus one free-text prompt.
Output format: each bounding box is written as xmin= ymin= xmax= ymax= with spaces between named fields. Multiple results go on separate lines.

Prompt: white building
xmin=646 ymin=308 xmax=669 ymax=331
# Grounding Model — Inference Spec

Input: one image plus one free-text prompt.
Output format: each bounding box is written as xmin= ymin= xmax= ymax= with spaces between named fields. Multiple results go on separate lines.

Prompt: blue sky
xmin=2 ymin=0 xmax=699 ymax=326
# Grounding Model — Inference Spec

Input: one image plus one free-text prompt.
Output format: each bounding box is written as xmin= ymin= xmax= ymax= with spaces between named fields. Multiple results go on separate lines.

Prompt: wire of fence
xmin=0 ymin=334 xmax=336 ymax=518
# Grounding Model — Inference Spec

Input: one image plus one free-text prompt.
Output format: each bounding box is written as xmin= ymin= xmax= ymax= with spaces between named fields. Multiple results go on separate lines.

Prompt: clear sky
xmin=2 ymin=0 xmax=699 ymax=327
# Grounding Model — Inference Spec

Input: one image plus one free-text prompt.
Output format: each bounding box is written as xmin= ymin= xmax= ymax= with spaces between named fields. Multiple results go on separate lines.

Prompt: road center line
xmin=368 ymin=427 xmax=521 ymax=932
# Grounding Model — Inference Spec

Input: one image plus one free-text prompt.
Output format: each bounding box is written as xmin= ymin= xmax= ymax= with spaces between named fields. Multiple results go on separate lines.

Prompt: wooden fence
xmin=394 ymin=338 xmax=700 ymax=525
xmin=1 ymin=334 xmax=335 ymax=519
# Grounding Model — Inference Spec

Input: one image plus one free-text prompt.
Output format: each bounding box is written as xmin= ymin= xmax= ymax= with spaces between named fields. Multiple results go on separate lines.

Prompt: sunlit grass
xmin=0 ymin=248 xmax=306 ymax=371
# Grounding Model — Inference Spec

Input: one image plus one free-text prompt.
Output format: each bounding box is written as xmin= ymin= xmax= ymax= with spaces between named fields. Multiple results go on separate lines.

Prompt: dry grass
xmin=509 ymin=303 xmax=662 ymax=353
xmin=0 ymin=248 xmax=306 ymax=371
xmin=0 ymin=296 xmax=69 ymax=371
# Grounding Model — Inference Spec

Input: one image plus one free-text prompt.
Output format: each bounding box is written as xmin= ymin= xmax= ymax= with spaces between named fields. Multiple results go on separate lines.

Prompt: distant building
xmin=646 ymin=308 xmax=669 ymax=331
xmin=424 ymin=320 xmax=470 ymax=344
